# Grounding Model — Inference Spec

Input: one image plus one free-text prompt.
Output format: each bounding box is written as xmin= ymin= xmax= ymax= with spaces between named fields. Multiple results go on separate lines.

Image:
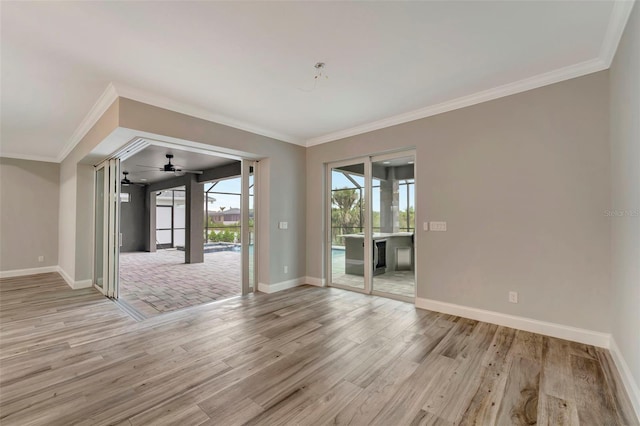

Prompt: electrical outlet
xmin=38 ymin=256 xmax=44 ymax=262
xmin=284 ymin=265 xmax=288 ymax=274
xmin=509 ymin=291 xmax=518 ymax=304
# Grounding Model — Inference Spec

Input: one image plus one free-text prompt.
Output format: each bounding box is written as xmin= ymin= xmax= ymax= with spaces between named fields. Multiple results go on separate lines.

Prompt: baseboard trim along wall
xmin=304 ymin=276 xmax=326 ymax=287
xmin=55 ymin=266 xmax=93 ymax=290
xmin=258 ymin=277 xmax=307 ymax=294
xmin=0 ymin=265 xmax=91 ymax=290
xmin=415 ymin=297 xmax=611 ymax=348
xmin=57 ymin=266 xmax=75 ymax=288
xmin=72 ymin=279 xmax=93 ymax=289
xmin=609 ymin=337 xmax=640 ymax=421
xmin=0 ymin=266 xmax=59 ymax=279
xmin=258 ymin=276 xmax=327 ymax=293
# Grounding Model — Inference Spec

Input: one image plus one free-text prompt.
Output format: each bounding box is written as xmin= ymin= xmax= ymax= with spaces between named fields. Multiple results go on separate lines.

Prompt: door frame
xmin=325 ymin=156 xmax=372 ymax=295
xmin=325 ymin=149 xmax=417 ymax=303
xmin=369 ymin=150 xmax=416 ymax=303
xmin=241 ymin=160 xmax=258 ymax=295
xmin=93 ymin=158 xmax=120 ymax=298
xmin=94 ymin=139 xmax=261 ymax=301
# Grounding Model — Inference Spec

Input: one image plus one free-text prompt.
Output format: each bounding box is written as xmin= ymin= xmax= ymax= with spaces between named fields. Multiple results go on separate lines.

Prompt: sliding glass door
xmin=328 ymin=159 xmax=370 ymax=293
xmin=370 ymin=153 xmax=415 ymax=300
xmin=327 ymin=151 xmax=415 ymax=302
xmin=94 ymin=158 xmax=120 ymax=298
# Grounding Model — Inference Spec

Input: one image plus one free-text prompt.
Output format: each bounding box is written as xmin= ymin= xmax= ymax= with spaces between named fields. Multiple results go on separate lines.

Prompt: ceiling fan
xmin=137 ymin=154 xmax=204 ymax=175
xmin=120 ymin=171 xmax=145 ymax=186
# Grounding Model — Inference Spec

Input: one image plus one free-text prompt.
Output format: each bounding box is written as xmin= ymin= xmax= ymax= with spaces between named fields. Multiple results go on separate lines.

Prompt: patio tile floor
xmin=119 ymin=249 xmax=241 ymax=317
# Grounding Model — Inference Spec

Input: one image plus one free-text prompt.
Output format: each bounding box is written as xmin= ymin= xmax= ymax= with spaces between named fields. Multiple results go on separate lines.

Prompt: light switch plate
xmin=278 ymin=221 xmax=288 ymax=230
xmin=423 ymin=222 xmax=429 ymax=231
xmin=429 ymin=221 xmax=447 ymax=231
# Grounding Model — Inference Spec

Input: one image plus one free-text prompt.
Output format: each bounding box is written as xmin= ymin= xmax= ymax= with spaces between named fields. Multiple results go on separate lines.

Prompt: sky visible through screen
xmin=204 ymin=176 xmax=254 ymax=211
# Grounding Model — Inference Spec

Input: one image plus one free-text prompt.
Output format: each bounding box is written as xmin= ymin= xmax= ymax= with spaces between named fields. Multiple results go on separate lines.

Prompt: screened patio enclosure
xmin=114 ymin=149 xmax=257 ymax=318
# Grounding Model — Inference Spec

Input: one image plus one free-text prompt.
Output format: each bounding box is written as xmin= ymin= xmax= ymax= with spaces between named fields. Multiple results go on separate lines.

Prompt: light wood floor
xmin=0 ymin=273 xmax=636 ymax=426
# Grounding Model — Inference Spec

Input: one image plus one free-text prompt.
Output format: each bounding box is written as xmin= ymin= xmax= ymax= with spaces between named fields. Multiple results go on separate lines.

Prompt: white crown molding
xmin=50 ymin=0 xmax=633 ymax=157
xmin=306 ymin=0 xmax=636 ymax=147
xmin=609 ymin=337 xmax=640 ymax=422
xmin=0 ymin=152 xmax=59 ymax=163
xmin=56 ymin=83 xmax=119 ymax=163
xmin=0 ymin=266 xmax=59 ymax=279
xmin=415 ymin=297 xmax=611 ymax=348
xmin=600 ymin=0 xmax=636 ymax=67
xmin=113 ymin=82 xmax=304 ymax=146
xmin=306 ymin=57 xmax=608 ymax=147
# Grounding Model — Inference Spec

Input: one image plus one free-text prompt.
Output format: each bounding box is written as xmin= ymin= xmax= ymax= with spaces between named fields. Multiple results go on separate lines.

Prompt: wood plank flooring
xmin=0 ymin=272 xmax=637 ymax=425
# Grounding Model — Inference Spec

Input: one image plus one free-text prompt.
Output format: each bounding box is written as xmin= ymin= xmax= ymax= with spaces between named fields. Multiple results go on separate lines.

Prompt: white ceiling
xmin=0 ymin=1 xmax=633 ymax=162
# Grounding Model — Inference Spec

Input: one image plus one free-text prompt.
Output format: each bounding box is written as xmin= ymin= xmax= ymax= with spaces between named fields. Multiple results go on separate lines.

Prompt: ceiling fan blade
xmin=136 ymin=169 xmax=164 ymax=174
xmin=177 ymin=169 xmax=204 ymax=174
xmin=136 ymin=164 xmax=163 ymax=170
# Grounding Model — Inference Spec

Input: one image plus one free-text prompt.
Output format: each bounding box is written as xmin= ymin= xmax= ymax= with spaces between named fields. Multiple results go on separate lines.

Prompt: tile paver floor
xmin=119 ymin=249 xmax=241 ymax=317
xmin=331 ymin=248 xmax=415 ymax=298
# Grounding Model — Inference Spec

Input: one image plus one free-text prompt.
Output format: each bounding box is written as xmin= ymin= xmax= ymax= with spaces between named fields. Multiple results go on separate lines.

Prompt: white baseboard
xmin=304 ymin=276 xmax=326 ymax=287
xmin=0 ymin=266 xmax=59 ymax=279
xmin=415 ymin=297 xmax=611 ymax=348
xmin=0 ymin=265 xmax=91 ymax=290
xmin=72 ymin=279 xmax=93 ymax=289
xmin=258 ymin=277 xmax=306 ymax=294
xmin=609 ymin=337 xmax=640 ymax=422
xmin=57 ymin=266 xmax=75 ymax=289
xmin=55 ymin=266 xmax=94 ymax=289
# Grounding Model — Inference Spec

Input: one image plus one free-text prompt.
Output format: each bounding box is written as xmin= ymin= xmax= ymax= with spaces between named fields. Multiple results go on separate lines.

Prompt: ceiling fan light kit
xmin=121 ymin=171 xmax=132 ymax=186
xmin=121 ymin=171 xmax=146 ymax=187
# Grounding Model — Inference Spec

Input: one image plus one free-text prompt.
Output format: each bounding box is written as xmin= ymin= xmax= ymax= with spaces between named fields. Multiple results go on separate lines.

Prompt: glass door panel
xmin=94 ymin=158 xmax=120 ymax=298
xmin=241 ymin=160 xmax=257 ymax=294
xmin=94 ymin=166 xmax=106 ymax=291
xmin=370 ymin=154 xmax=416 ymax=300
xmin=106 ymin=158 xmax=120 ymax=298
xmin=248 ymin=166 xmax=256 ymax=292
xmin=329 ymin=161 xmax=369 ymax=291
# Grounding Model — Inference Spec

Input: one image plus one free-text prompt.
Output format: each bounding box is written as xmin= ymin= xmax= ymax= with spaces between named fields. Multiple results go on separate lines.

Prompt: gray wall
xmin=307 ymin=71 xmax=611 ymax=332
xmin=0 ymin=158 xmax=60 ymax=271
xmin=60 ymin=97 xmax=306 ymax=286
xmin=118 ymin=98 xmax=307 ymax=286
xmin=120 ymin=184 xmax=146 ymax=252
xmin=610 ymin=3 xmax=640 ymax=395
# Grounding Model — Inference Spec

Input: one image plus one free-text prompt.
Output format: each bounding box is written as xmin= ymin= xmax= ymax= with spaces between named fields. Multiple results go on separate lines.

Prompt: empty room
xmin=0 ymin=1 xmax=638 ymax=425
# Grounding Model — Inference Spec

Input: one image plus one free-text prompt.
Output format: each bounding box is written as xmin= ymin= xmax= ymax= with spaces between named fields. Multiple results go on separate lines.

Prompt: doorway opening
xmin=94 ymin=140 xmax=257 ymax=318
xmin=327 ymin=151 xmax=416 ymax=302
